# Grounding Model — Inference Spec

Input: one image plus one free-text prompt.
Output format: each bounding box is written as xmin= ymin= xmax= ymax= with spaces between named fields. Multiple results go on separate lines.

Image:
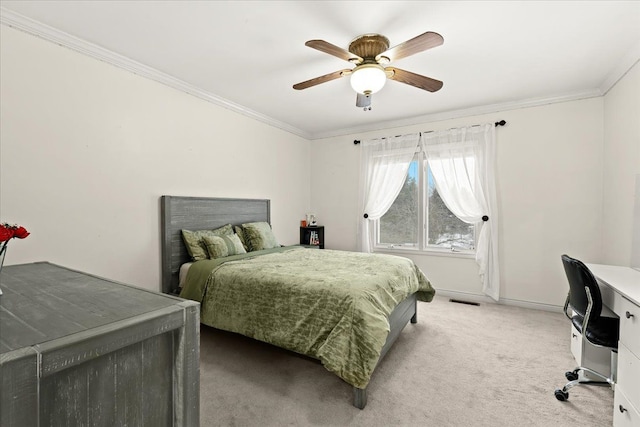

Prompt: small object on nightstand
xmin=306 ymin=213 xmax=317 ymax=227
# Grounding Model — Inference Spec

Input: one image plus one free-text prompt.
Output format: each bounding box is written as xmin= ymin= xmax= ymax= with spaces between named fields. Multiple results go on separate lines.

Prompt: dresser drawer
xmin=619 ymin=297 xmax=640 ymax=358
xmin=617 ymin=342 xmax=640 ymax=409
xmin=613 ymin=388 xmax=640 ymax=427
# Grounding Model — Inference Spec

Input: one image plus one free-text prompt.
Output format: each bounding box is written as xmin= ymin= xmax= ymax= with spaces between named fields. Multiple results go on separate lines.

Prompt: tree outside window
xmin=378 ymin=156 xmax=475 ymax=251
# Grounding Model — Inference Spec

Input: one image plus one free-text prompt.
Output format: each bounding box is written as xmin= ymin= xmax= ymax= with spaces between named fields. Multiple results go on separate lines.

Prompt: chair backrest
xmin=561 ymin=254 xmax=603 ymax=319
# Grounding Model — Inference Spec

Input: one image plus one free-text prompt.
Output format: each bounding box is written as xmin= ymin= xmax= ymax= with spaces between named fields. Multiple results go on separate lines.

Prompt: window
xmin=377 ymin=151 xmax=476 ymax=252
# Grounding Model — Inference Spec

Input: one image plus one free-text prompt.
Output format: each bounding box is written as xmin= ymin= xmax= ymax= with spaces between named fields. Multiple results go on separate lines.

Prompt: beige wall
xmin=602 ymin=61 xmax=640 ymax=266
xmin=311 ymin=98 xmax=605 ymax=308
xmin=2 ymin=23 xmax=636 ymax=307
xmin=0 ymin=26 xmax=311 ymax=291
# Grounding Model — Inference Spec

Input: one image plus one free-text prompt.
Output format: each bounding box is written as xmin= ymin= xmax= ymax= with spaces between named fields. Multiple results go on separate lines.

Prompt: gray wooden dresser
xmin=0 ymin=262 xmax=200 ymax=427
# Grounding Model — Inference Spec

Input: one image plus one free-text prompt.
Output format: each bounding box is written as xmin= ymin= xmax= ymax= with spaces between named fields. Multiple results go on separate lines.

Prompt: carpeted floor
xmin=198 ymin=295 xmax=613 ymax=426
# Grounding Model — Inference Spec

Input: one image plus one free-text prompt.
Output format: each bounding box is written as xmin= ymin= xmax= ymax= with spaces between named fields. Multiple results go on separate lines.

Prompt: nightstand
xmin=300 ymin=225 xmax=324 ymax=249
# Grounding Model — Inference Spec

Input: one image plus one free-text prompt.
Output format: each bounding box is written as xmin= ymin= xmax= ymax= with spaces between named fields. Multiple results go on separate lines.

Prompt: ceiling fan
xmin=293 ymin=31 xmax=444 ymax=110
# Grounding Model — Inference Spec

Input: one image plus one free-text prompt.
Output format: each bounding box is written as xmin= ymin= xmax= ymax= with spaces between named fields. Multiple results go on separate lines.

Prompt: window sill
xmin=374 ymin=246 xmax=476 ymax=259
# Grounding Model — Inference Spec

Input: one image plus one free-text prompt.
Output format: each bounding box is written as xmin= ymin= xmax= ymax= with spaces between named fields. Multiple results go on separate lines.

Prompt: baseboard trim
xmin=433 ymin=289 xmax=564 ymax=313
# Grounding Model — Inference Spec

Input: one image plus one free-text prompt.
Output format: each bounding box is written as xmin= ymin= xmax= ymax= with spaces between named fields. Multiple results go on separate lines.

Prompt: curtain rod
xmin=353 ymin=120 xmax=506 ymax=145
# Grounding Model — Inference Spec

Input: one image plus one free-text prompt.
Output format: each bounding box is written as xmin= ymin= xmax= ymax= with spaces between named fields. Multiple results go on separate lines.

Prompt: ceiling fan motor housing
xmin=348 ymin=34 xmax=391 ymax=95
xmin=348 ymin=34 xmax=390 ymax=62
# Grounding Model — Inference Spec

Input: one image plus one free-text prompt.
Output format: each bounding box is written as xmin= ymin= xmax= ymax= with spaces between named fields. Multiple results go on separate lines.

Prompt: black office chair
xmin=554 ymin=254 xmax=620 ymax=401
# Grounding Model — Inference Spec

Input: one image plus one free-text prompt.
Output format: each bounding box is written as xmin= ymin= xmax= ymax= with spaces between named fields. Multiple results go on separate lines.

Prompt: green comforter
xmin=180 ymin=246 xmax=435 ymax=389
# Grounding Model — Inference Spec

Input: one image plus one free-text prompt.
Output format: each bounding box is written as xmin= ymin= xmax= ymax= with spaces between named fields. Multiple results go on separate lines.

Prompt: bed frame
xmin=159 ymin=195 xmax=417 ymax=409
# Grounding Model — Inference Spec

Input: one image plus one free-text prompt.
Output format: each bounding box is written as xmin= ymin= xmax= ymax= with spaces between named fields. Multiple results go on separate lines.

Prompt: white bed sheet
xmin=179 ymin=262 xmax=193 ymax=289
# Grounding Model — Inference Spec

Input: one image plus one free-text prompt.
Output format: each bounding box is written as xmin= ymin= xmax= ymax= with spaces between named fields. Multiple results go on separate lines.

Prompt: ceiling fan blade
xmin=305 ymin=40 xmax=363 ymax=63
xmin=293 ymin=69 xmax=352 ymax=90
xmin=387 ymin=67 xmax=443 ymax=92
xmin=377 ymin=31 xmax=443 ymax=62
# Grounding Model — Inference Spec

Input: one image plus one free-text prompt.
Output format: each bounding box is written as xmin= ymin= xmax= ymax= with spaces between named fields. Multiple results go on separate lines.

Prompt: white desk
xmin=587 ymin=263 xmax=640 ymax=427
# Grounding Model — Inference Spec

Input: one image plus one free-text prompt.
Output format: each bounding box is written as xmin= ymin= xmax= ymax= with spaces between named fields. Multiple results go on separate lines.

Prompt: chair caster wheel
xmin=555 ymin=389 xmax=569 ymax=401
xmin=565 ymin=371 xmax=579 ymax=381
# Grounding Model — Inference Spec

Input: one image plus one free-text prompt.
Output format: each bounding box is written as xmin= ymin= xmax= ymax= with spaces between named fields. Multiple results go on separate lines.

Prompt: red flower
xmin=0 ymin=223 xmax=30 ymax=243
xmin=13 ymin=226 xmax=30 ymax=239
xmin=0 ymin=225 xmax=13 ymax=242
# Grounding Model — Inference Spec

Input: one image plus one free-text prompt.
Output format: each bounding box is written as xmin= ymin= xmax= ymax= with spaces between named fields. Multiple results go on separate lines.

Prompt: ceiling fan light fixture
xmin=350 ymin=64 xmax=387 ymax=95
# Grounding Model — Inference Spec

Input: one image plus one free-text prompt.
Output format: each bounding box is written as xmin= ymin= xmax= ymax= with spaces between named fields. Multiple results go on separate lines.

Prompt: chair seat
xmin=572 ymin=315 xmax=619 ymax=348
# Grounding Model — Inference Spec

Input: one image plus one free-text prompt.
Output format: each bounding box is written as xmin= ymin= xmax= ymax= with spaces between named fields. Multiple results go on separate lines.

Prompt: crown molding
xmin=309 ymin=89 xmax=602 ymax=140
xmin=0 ymin=7 xmax=311 ymax=140
xmin=599 ymin=40 xmax=640 ymax=95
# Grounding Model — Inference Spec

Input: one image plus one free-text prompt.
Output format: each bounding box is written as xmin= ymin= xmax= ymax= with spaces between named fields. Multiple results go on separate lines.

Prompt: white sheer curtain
xmin=422 ymin=124 xmax=500 ymax=300
xmin=357 ymin=134 xmax=420 ymax=253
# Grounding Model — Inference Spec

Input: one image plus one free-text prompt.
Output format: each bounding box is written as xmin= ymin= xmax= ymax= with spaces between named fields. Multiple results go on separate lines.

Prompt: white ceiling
xmin=1 ymin=1 xmax=639 ymax=139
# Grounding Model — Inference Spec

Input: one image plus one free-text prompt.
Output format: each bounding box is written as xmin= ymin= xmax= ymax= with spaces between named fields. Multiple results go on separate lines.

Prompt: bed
xmin=160 ymin=195 xmax=435 ymax=409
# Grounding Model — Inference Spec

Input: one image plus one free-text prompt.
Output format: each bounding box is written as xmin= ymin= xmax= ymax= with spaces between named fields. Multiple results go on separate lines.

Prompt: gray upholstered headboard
xmin=160 ymin=196 xmax=270 ymax=294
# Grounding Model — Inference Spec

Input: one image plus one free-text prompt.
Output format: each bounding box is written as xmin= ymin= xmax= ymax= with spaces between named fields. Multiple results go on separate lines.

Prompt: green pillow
xmin=203 ymin=233 xmax=247 ymax=259
xmin=234 ymin=225 xmax=249 ymax=251
xmin=241 ymin=221 xmax=279 ymax=251
xmin=181 ymin=224 xmax=234 ymax=261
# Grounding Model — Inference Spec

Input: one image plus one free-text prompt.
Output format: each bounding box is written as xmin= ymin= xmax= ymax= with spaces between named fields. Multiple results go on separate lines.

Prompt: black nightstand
xmin=300 ymin=226 xmax=324 ymax=249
